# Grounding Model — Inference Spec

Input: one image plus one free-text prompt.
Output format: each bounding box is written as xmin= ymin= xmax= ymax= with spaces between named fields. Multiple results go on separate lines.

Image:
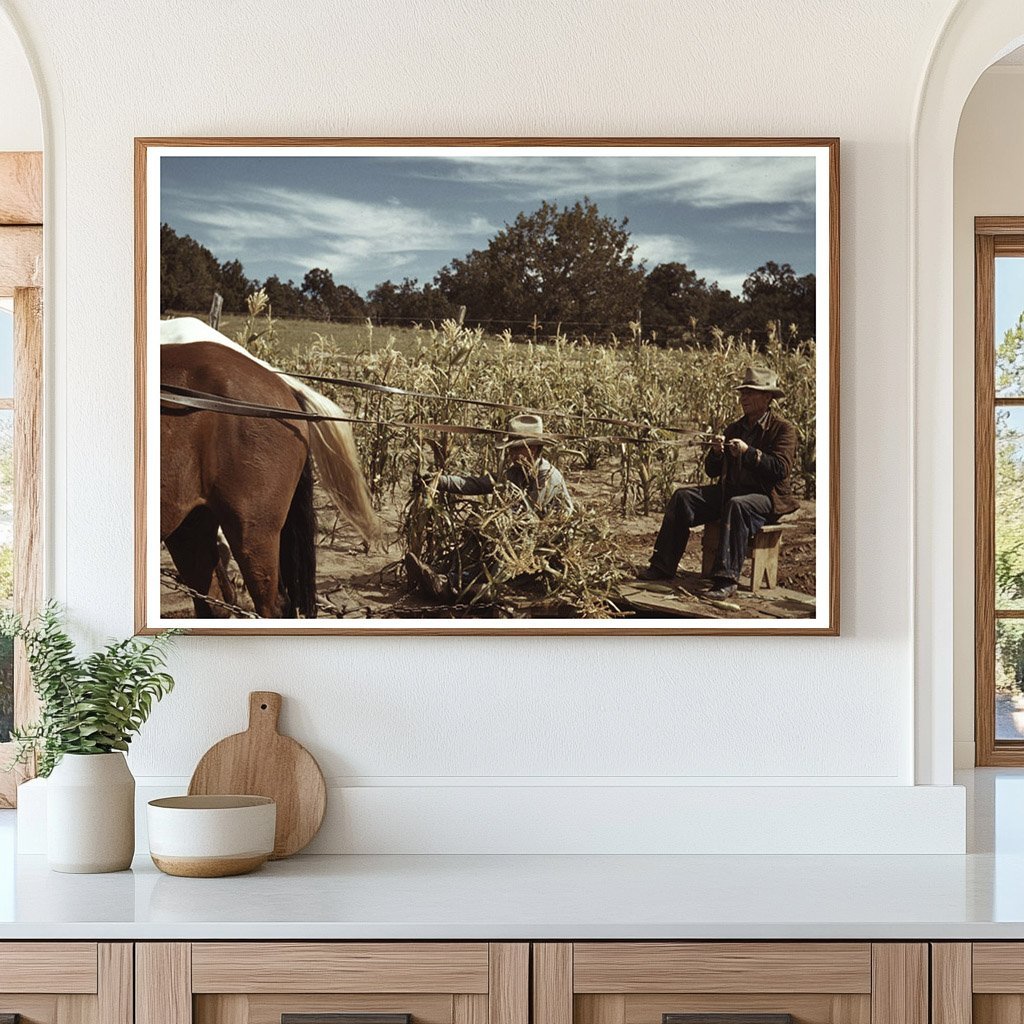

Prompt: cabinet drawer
xmin=191 ymin=943 xmax=490 ymax=993
xmin=0 ymin=942 xmax=130 ymax=1024
xmin=0 ymin=942 xmax=98 ymax=993
xmin=572 ymin=944 xmax=872 ymax=994
xmin=138 ymin=942 xmax=528 ymax=1024
xmin=535 ymin=944 xmax=924 ymax=1024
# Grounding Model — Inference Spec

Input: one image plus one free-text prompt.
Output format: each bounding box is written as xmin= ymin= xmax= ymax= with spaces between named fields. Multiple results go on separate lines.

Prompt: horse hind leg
xmin=164 ymin=507 xmax=223 ymax=618
xmin=221 ymin=520 xmax=285 ymax=619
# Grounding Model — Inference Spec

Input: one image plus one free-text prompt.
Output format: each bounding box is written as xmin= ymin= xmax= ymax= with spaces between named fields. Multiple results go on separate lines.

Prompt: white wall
xmin=0 ymin=7 xmax=39 ymax=152
xmin=0 ymin=0 xmax=974 ymax=852
xmin=953 ymin=66 xmax=1024 ymax=767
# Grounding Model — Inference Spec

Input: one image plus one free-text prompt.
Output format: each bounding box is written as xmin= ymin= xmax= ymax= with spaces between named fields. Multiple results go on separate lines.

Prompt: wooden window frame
xmin=975 ymin=217 xmax=1024 ymax=765
xmin=0 ymin=151 xmax=43 ymax=806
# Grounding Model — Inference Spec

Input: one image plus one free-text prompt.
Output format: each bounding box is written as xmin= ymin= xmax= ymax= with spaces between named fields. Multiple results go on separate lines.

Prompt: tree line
xmin=160 ymin=198 xmax=816 ymax=346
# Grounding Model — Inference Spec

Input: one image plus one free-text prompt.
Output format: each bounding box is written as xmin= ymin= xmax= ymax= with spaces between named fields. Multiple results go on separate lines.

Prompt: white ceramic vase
xmin=46 ymin=752 xmax=136 ymax=873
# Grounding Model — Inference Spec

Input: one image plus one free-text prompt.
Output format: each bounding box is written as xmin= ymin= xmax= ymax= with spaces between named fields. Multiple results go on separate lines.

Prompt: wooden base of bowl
xmin=151 ymin=853 xmax=269 ymax=878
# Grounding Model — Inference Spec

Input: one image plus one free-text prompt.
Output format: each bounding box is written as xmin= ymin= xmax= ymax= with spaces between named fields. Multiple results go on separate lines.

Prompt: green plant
xmin=2 ymin=603 xmax=178 ymax=777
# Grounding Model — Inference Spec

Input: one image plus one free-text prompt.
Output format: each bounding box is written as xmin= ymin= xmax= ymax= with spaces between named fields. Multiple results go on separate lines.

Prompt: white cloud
xmin=427 ymin=154 xmax=816 ymax=209
xmin=163 ymin=184 xmax=499 ymax=284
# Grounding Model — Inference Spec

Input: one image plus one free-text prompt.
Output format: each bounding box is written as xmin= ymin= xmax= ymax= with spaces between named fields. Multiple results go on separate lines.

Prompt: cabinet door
xmin=137 ymin=942 xmax=528 ymax=1024
xmin=534 ymin=944 xmax=927 ymax=1024
xmin=943 ymin=943 xmax=1024 ymax=1024
xmin=0 ymin=942 xmax=131 ymax=1023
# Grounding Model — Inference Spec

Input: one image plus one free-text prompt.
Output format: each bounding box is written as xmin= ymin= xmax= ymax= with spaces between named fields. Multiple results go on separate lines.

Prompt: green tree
xmin=301 ymin=268 xmax=366 ymax=322
xmin=740 ymin=261 xmax=816 ymax=342
xmin=435 ymin=198 xmax=645 ymax=335
xmin=159 ymin=223 xmax=220 ymax=313
xmin=642 ymin=262 xmax=714 ymax=343
xmin=217 ymin=258 xmax=253 ymax=313
xmin=995 ymin=313 xmax=1024 ymax=691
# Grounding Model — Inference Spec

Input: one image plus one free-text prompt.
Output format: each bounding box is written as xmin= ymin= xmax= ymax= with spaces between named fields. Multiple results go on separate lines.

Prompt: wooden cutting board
xmin=188 ymin=691 xmax=327 ymax=860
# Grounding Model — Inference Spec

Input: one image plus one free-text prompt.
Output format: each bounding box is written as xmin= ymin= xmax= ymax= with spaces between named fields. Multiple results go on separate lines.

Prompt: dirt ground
xmin=160 ymin=460 xmax=817 ymax=621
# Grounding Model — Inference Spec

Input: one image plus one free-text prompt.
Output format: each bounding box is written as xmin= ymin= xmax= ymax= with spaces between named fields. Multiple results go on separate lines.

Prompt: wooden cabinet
xmin=0 ymin=942 xmax=132 ymax=1023
xmin=0 ymin=939 xmax=933 ymax=1024
xmin=532 ymin=944 xmax=928 ymax=1024
xmin=932 ymin=943 xmax=1024 ymax=1024
xmin=136 ymin=942 xmax=528 ymax=1024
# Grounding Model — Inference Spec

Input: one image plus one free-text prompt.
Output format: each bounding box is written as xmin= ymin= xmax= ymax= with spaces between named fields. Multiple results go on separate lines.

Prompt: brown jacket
xmin=704 ymin=409 xmax=799 ymax=516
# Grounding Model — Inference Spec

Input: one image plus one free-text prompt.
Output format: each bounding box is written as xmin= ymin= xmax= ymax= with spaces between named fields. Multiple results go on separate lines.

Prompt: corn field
xmin=234 ymin=291 xmax=818 ymax=617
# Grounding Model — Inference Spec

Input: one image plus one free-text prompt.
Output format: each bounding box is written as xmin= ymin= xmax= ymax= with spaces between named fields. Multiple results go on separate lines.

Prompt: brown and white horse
xmin=160 ymin=318 xmax=379 ymax=618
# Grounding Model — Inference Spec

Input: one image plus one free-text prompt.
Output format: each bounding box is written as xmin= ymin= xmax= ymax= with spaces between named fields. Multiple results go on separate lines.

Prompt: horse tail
xmin=286 ymin=379 xmax=382 ymax=544
xmin=280 ymin=452 xmax=318 ymax=618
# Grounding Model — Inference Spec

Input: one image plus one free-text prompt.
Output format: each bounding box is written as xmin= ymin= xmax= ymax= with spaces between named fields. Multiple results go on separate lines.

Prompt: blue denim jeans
xmin=650 ymin=484 xmax=773 ymax=582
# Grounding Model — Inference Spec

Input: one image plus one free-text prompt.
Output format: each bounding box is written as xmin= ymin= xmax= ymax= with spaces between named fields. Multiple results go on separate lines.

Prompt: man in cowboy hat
xmin=405 ymin=413 xmax=573 ymax=600
xmin=639 ymin=365 xmax=798 ymax=599
xmin=427 ymin=413 xmax=573 ymax=514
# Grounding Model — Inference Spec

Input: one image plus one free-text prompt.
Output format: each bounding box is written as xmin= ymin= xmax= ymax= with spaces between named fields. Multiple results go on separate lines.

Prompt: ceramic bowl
xmin=147 ymin=795 xmax=276 ymax=878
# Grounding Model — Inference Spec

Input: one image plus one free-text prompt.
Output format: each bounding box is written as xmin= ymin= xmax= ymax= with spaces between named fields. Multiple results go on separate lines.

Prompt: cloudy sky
xmin=160 ymin=150 xmax=818 ymax=299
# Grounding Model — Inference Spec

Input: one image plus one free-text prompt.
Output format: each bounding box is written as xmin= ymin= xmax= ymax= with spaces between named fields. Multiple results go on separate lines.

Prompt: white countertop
xmin=3 ymin=847 xmax=1024 ymax=940
xmin=1 ymin=770 xmax=1021 ymax=941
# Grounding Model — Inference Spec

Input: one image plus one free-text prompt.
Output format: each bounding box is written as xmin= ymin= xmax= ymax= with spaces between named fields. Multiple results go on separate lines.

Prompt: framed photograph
xmin=135 ymin=137 xmax=838 ymax=635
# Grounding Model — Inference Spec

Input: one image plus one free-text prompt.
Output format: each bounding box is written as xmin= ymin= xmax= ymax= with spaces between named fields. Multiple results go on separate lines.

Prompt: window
xmin=976 ymin=218 xmax=1024 ymax=765
xmin=0 ymin=151 xmax=43 ymax=806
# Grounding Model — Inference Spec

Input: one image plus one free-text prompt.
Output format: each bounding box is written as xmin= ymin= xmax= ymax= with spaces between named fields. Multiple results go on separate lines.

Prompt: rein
xmin=160 ymin=384 xmax=694 ymax=448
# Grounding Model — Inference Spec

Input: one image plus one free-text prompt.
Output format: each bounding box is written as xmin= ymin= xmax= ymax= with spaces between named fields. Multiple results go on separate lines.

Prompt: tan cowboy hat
xmin=499 ymin=413 xmax=546 ymax=449
xmin=734 ymin=365 xmax=785 ymax=398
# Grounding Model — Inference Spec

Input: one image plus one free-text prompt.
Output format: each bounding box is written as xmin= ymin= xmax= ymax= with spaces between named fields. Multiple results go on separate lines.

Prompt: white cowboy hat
xmin=498 ymin=413 xmax=546 ymax=449
xmin=734 ymin=365 xmax=785 ymax=398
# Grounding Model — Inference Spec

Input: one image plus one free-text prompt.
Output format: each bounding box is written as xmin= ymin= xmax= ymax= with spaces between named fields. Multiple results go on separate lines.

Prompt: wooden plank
xmin=0 ymin=943 xmax=96 ymax=994
xmin=98 ymin=944 xmax=133 ymax=1024
xmin=136 ymin=943 xmax=192 ymax=1024
xmin=973 ymin=995 xmax=1024 ymax=1024
xmin=489 ymin=943 xmax=528 ymax=1024
xmin=0 ymin=152 xmax=42 ymax=225
xmin=577 ymin=996 xmax=626 ymax=1024
xmin=455 ymin=994 xmax=489 ymax=1024
xmin=972 ymin=944 xmax=1024 ymax=992
xmin=977 ymin=217 xmax=1024 ymax=237
xmin=192 ymin=942 xmax=489 ymax=994
xmin=194 ymin=994 xmax=249 ymax=1024
xmin=56 ymin=993 xmax=97 ymax=1024
xmin=0 ymin=226 xmax=41 ymax=297
xmin=976 ymin=229 xmax=999 ymax=766
xmin=14 ymin=286 xmax=42 ymax=729
xmin=624 ymin=993 xmax=867 ymax=1024
xmin=534 ymin=944 xmax=572 ymax=1024
xmin=931 ymin=945 xmax=972 ymax=1024
xmin=870 ymin=945 xmax=927 ymax=1024
xmin=574 ymin=943 xmax=871 ymax=994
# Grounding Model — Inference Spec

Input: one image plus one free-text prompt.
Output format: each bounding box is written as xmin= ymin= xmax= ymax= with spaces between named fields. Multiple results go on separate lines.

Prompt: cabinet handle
xmin=664 ymin=1016 xmax=794 ymax=1024
xmin=283 ymin=1015 xmax=412 ymax=1024
xmin=0 ymin=1015 xmax=20 ymax=1024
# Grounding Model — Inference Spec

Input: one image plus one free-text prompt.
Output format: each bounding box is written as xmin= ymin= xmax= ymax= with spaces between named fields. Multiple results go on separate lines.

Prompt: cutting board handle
xmin=248 ymin=691 xmax=282 ymax=734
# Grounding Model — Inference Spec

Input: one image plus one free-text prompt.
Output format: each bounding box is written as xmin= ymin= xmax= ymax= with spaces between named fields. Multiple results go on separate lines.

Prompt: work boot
xmin=705 ymin=578 xmax=738 ymax=600
xmin=637 ymin=564 xmax=673 ymax=581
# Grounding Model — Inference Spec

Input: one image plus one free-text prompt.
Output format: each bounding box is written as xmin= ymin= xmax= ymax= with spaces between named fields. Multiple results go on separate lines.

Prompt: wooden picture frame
xmin=135 ymin=137 xmax=839 ymax=635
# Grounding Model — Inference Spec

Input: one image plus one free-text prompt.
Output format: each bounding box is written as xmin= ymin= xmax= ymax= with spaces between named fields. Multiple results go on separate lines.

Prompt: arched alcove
xmin=913 ymin=0 xmax=1024 ymax=785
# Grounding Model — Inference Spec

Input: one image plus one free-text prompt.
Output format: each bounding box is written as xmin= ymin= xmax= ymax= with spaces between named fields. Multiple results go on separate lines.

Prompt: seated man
xmin=406 ymin=414 xmax=573 ymax=599
xmin=639 ymin=366 xmax=798 ymax=599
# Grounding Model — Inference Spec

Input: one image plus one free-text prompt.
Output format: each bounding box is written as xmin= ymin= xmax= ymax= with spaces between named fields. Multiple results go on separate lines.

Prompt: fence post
xmin=208 ymin=291 xmax=223 ymax=330
xmin=456 ymin=305 xmax=466 ymax=327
